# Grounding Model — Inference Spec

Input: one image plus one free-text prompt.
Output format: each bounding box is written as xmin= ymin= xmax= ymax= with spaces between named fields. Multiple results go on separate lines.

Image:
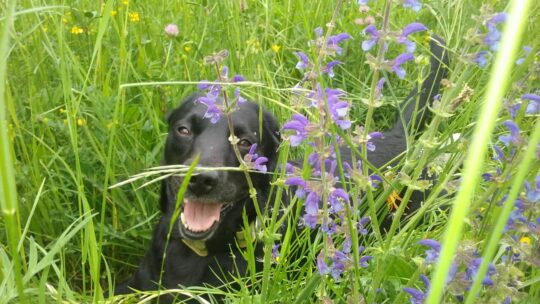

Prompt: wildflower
xmin=71 ymin=26 xmax=84 ymax=35
xmin=362 ymin=24 xmax=379 ymax=51
xmin=243 ymin=144 xmax=268 ymax=172
xmin=483 ymin=13 xmax=506 ymax=51
xmin=122 ymin=0 xmax=129 ymax=5
xmin=315 ymin=86 xmax=351 ymax=130
xmin=184 ymin=46 xmax=192 ymax=52
xmin=164 ymin=23 xmax=179 ymax=37
xmin=359 ymin=255 xmax=372 ymax=268
xmin=374 ymin=77 xmax=386 ymax=100
xmin=499 ymin=120 xmax=521 ymax=146
xmin=77 ymin=118 xmax=86 ymax=126
xmin=398 ymin=22 xmax=428 ymax=53
xmin=328 ymin=187 xmax=349 ymax=213
xmin=474 ymin=51 xmax=489 ymax=68
xmin=282 ymin=114 xmax=313 ymax=146
xmin=294 ymin=52 xmax=309 ymax=70
xmin=366 ymin=131 xmax=383 ymax=151
xmin=111 ymin=10 xmax=118 ymax=17
xmin=403 ymin=274 xmax=430 ymax=304
xmin=272 ymin=244 xmax=281 ymax=262
xmin=392 ymin=53 xmax=415 ymax=79
xmin=466 ymin=258 xmax=496 ymax=286
xmin=284 ymin=176 xmax=308 ymax=198
xmin=129 ymin=12 xmax=140 ymax=23
xmin=358 ymin=216 xmax=370 ymax=235
xmin=330 ymin=250 xmax=348 ymax=280
xmin=520 ymin=236 xmax=531 ymax=246
xmin=516 ymin=46 xmax=532 ymax=65
xmin=402 ymin=0 xmax=422 ymax=12
xmin=522 ymin=93 xmax=540 ymax=115
xmin=524 ymin=175 xmax=540 ymax=203
xmin=197 ymin=96 xmax=222 ymax=123
xmin=327 ymin=33 xmax=351 ymax=55
xmin=419 ymin=239 xmax=441 ymax=263
xmin=317 ymin=252 xmax=330 ymax=275
xmin=357 ymin=0 xmax=370 ymax=5
xmin=323 ymin=60 xmax=341 ymax=78
xmin=271 ymin=44 xmax=282 ymax=53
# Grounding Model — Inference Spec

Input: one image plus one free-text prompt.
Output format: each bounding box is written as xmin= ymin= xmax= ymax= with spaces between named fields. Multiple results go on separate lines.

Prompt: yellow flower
xmin=520 ymin=236 xmax=531 ymax=246
xmin=129 ymin=12 xmax=140 ymax=22
xmin=271 ymin=44 xmax=282 ymax=53
xmin=184 ymin=46 xmax=192 ymax=53
xmin=42 ymin=25 xmax=48 ymax=33
xmin=387 ymin=191 xmax=402 ymax=211
xmin=77 ymin=118 xmax=86 ymax=126
xmin=71 ymin=26 xmax=84 ymax=35
xmin=62 ymin=17 xmax=68 ymax=24
xmin=111 ymin=10 xmax=118 ymax=17
xmin=123 ymin=0 xmax=129 ymax=5
xmin=59 ymin=108 xmax=66 ymax=114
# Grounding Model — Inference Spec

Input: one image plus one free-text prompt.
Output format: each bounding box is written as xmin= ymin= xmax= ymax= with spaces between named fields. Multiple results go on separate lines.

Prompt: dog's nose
xmin=188 ymin=171 xmax=219 ymax=195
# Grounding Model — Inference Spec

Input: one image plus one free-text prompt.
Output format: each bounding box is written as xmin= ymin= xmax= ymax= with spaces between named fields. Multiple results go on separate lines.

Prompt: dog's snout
xmin=188 ymin=171 xmax=219 ymax=195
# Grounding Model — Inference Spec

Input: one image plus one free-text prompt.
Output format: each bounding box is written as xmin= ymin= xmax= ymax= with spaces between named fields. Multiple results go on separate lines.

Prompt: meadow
xmin=1 ymin=0 xmax=539 ymax=303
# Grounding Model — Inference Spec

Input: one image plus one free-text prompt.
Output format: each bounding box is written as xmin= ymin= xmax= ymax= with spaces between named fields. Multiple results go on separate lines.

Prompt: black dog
xmin=114 ymin=36 xmax=448 ymax=302
xmin=114 ymin=97 xmax=281 ymax=302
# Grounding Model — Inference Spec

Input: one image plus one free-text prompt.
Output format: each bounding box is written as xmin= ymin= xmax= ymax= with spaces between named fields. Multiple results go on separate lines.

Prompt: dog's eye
xmin=176 ymin=126 xmax=191 ymax=136
xmin=237 ymin=139 xmax=251 ymax=147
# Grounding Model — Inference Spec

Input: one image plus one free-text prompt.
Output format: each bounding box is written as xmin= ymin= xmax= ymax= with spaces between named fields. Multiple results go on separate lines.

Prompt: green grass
xmin=1 ymin=0 xmax=539 ymax=303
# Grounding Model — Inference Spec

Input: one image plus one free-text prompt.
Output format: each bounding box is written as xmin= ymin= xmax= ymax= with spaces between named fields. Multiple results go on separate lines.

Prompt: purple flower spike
xmin=488 ymin=12 xmax=507 ymax=25
xmin=362 ymin=24 xmax=379 ymax=51
xmin=197 ymin=96 xmax=222 ymax=124
xmin=283 ymin=114 xmax=311 ymax=146
xmin=294 ymin=52 xmax=309 ymax=70
xmin=317 ymin=253 xmax=330 ymax=275
xmin=305 ymin=192 xmax=320 ymax=215
xmin=402 ymin=0 xmax=422 ymax=12
xmin=243 ymin=143 xmax=268 ymax=172
xmin=359 ymin=255 xmax=372 ymax=268
xmin=392 ymin=53 xmax=414 ymax=79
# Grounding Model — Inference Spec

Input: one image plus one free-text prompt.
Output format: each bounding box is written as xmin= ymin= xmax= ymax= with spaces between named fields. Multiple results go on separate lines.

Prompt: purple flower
xmin=522 ymin=93 xmax=540 ymax=115
xmin=197 ymin=96 xmax=222 ymax=123
xmin=392 ymin=53 xmax=414 ymax=79
xmin=499 ymin=120 xmax=521 ymax=146
xmin=327 ymin=32 xmax=351 ymax=55
xmin=375 ymin=77 xmax=386 ymax=100
xmin=359 ymin=255 xmax=372 ymax=268
xmin=402 ymin=0 xmax=422 ymax=12
xmin=243 ymin=144 xmax=269 ymax=172
xmin=403 ymin=275 xmax=430 ymax=304
xmin=323 ymin=60 xmax=341 ymax=78
xmin=233 ymin=74 xmax=245 ymax=82
xmin=362 ymin=24 xmax=379 ymax=51
xmin=304 ymin=214 xmax=318 ymax=228
xmin=367 ymin=132 xmax=383 ymax=151
xmin=524 ymin=175 xmax=540 ymax=203
xmin=321 ymin=219 xmax=336 ymax=235
xmin=317 ymin=253 xmax=330 ymax=275
xmin=398 ymin=22 xmax=428 ymax=53
xmin=305 ymin=191 xmax=320 ymax=215
xmin=295 ymin=51 xmax=309 ymax=70
xmin=329 ymin=188 xmax=349 ymax=213
xmin=483 ymin=13 xmax=506 ymax=51
xmin=474 ymin=51 xmax=490 ymax=68
xmin=516 ymin=46 xmax=532 ymax=65
xmin=488 ymin=12 xmax=507 ymax=26
xmin=419 ymin=239 xmax=441 ymax=263
xmin=316 ymin=86 xmax=351 ymax=130
xmin=358 ymin=216 xmax=370 ymax=235
xmin=283 ymin=114 xmax=311 ymax=146
xmin=234 ymin=87 xmax=247 ymax=104
xmin=466 ymin=258 xmax=497 ymax=286
xmin=272 ymin=244 xmax=280 ymax=261
xmin=357 ymin=0 xmax=370 ymax=5
xmin=314 ymin=27 xmax=323 ymax=38
xmin=330 ymin=250 xmax=348 ymax=280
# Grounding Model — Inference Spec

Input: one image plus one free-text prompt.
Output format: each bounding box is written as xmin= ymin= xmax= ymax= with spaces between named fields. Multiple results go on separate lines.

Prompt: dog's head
xmin=160 ymin=94 xmax=281 ymax=241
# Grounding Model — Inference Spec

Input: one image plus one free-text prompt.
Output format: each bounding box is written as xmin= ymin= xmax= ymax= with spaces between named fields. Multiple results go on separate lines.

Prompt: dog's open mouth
xmin=179 ymin=199 xmax=234 ymax=240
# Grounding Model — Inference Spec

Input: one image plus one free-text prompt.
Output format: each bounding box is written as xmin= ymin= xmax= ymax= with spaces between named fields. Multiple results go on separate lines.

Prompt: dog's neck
xmin=179 ymin=220 xmax=258 ymax=256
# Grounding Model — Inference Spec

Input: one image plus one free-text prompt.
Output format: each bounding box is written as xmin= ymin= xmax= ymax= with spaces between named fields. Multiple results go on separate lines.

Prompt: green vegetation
xmin=1 ymin=0 xmax=539 ymax=303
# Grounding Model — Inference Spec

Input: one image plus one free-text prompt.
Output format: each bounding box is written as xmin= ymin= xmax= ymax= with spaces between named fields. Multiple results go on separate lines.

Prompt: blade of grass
xmin=0 ymin=0 xmax=25 ymax=302
xmin=426 ymin=1 xmax=533 ymax=303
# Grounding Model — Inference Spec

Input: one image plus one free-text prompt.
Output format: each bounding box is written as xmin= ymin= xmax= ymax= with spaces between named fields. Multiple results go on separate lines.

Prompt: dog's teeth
xmin=180 ymin=212 xmax=187 ymax=227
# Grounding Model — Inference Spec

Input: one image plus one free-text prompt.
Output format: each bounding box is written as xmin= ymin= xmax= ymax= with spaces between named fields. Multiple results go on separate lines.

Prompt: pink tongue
xmin=183 ymin=201 xmax=221 ymax=232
